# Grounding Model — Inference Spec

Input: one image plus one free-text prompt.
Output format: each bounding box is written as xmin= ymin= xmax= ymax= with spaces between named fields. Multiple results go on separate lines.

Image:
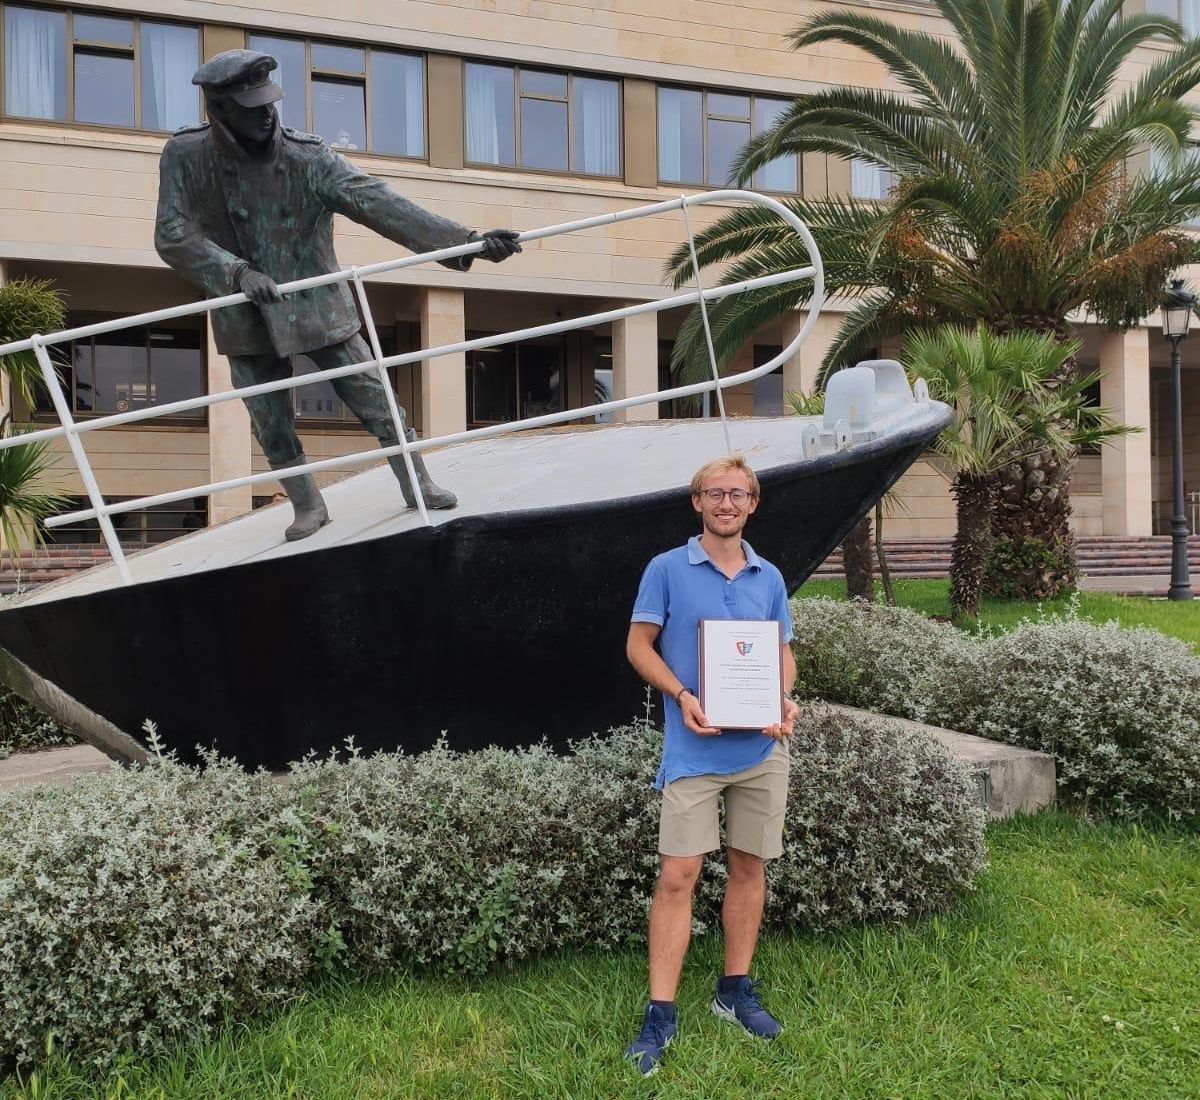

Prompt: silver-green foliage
xmin=790 ymin=597 xmax=1200 ymax=821
xmin=0 ymin=710 xmax=986 ymax=1070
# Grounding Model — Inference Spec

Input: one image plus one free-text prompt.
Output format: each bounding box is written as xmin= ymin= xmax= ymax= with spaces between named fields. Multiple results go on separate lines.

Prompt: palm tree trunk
xmin=843 ymin=514 xmax=874 ymax=602
xmin=950 ymin=473 xmax=995 ymax=618
xmin=874 ymin=500 xmax=896 ymax=605
xmin=985 ymin=326 xmax=1079 ymax=599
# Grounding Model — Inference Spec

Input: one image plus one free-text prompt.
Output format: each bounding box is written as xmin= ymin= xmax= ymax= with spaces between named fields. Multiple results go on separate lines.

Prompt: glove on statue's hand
xmin=472 ymin=229 xmax=523 ymax=263
xmin=239 ymin=268 xmax=283 ymax=304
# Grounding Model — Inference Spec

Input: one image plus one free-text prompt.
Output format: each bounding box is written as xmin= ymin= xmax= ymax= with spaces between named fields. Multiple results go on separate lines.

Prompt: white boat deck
xmin=13 ymin=402 xmax=942 ymax=606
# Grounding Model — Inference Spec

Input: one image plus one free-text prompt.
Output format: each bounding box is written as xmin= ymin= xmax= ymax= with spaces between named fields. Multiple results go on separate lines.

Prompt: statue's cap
xmin=191 ymin=50 xmax=284 ymax=107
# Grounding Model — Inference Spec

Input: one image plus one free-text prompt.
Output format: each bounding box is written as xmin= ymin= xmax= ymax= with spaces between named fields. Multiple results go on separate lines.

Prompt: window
xmin=1146 ymin=0 xmax=1200 ymax=35
xmin=658 ymin=86 xmax=798 ymax=190
xmin=246 ymin=33 xmax=425 ymax=156
xmin=2 ymin=6 xmax=199 ymax=130
xmin=1151 ymin=141 xmax=1200 ymax=228
xmin=44 ymin=496 xmax=207 ymax=545
xmin=466 ymin=334 xmax=565 ymax=427
xmin=291 ymin=325 xmax=420 ymax=426
xmin=33 ymin=315 xmax=205 ymax=421
xmin=851 ymin=159 xmax=897 ymax=201
xmin=464 ymin=62 xmax=620 ymax=177
xmin=752 ymin=345 xmax=784 ymax=415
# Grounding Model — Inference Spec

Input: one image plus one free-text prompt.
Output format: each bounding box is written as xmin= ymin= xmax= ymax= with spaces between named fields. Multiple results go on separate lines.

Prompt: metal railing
xmin=0 ymin=190 xmax=824 ymax=585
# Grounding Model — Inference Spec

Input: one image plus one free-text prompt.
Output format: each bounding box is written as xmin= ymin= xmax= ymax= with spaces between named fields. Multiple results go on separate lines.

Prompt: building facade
xmin=0 ymin=0 xmax=1196 ymax=545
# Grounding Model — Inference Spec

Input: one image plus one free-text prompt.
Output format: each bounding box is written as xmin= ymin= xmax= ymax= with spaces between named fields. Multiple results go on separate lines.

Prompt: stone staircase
xmin=814 ymin=535 xmax=1200 ymax=580
xmin=0 ymin=546 xmax=112 ymax=595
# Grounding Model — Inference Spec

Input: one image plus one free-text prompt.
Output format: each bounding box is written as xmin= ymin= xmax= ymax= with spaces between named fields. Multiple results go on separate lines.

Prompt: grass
xmin=797 ymin=577 xmax=1200 ymax=652
xmin=4 ymin=813 xmax=1198 ymax=1100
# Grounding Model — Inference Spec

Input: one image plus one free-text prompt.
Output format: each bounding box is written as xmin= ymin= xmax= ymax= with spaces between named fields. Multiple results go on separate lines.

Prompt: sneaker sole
xmin=627 ymin=1033 xmax=672 ymax=1077
xmin=710 ymin=998 xmax=782 ymax=1039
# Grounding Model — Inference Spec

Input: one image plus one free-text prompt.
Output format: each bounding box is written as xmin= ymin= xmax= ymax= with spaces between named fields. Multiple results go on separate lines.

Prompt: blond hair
xmin=689 ymin=454 xmax=761 ymax=499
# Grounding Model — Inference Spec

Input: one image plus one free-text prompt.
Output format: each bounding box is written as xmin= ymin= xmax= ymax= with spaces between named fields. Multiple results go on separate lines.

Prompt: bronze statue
xmin=154 ymin=49 xmax=521 ymax=540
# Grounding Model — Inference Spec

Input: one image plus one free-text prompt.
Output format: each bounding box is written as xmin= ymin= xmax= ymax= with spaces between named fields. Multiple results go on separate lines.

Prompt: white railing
xmin=0 ymin=190 xmax=824 ymax=585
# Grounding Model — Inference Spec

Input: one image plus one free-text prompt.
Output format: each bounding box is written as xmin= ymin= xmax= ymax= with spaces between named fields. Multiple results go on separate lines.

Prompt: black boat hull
xmin=0 ymin=425 xmax=938 ymax=768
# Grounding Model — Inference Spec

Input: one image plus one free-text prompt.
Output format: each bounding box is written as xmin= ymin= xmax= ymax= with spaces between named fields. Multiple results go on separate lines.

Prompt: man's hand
xmin=681 ymin=693 xmax=721 ymax=737
xmin=764 ymin=697 xmax=799 ymax=741
xmin=474 ymin=228 xmax=522 ymax=262
xmin=239 ymin=268 xmax=283 ymax=304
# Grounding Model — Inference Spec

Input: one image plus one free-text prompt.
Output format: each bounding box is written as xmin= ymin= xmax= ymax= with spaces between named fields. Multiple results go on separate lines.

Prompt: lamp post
xmin=1161 ymin=278 xmax=1195 ymax=601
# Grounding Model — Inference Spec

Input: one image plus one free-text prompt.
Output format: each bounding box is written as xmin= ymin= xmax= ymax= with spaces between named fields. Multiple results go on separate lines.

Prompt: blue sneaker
xmin=624 ymin=1003 xmax=677 ymax=1076
xmin=711 ymin=976 xmax=783 ymax=1039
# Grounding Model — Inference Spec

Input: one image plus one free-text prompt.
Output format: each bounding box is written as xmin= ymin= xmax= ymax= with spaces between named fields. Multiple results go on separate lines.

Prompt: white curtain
xmin=1182 ymin=0 xmax=1200 ymax=36
xmin=404 ymin=57 xmax=424 ymax=157
xmin=4 ymin=7 xmax=62 ymax=120
xmin=851 ymin=159 xmax=894 ymax=200
xmin=658 ymin=89 xmax=682 ymax=181
xmin=142 ymin=22 xmax=199 ymax=131
xmin=574 ymin=78 xmax=619 ymax=175
xmin=465 ymin=63 xmax=501 ymax=164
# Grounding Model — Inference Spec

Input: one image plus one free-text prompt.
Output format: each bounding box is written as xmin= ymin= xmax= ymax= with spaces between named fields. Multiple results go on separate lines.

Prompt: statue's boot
xmin=387 ymin=429 xmax=457 ymax=510
xmin=271 ymin=457 xmax=331 ymax=540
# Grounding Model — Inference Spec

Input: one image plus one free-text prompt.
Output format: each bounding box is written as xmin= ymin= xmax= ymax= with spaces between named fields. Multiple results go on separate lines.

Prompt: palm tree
xmin=904 ymin=325 xmax=1130 ymax=617
xmin=666 ymin=0 xmax=1200 ymax=597
xmin=0 ymin=278 xmax=72 ymax=547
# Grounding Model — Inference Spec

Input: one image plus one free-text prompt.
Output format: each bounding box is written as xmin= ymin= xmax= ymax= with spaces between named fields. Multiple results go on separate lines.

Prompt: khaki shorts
xmin=658 ymin=739 xmax=790 ymax=860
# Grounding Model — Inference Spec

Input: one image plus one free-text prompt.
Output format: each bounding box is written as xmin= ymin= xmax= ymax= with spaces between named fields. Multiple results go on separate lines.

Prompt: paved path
xmin=1078 ymin=573 xmax=1183 ymax=596
xmin=0 ymin=744 xmax=114 ymax=791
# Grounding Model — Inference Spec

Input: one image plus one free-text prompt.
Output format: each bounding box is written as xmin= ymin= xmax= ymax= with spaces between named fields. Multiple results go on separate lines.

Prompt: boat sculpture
xmin=0 ymin=193 xmax=952 ymax=768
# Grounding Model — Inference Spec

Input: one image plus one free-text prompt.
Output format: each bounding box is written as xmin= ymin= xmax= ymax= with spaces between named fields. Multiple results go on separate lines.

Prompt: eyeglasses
xmin=699 ymin=488 xmax=754 ymax=505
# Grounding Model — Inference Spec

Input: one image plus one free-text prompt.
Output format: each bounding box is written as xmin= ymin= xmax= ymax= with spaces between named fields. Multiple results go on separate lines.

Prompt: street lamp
xmin=1161 ymin=278 xmax=1195 ymax=601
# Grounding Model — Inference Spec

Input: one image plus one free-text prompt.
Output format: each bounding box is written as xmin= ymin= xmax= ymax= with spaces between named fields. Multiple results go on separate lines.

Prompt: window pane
xmin=370 ymin=50 xmax=424 ymax=156
xmin=311 ymin=42 xmax=365 ymax=74
xmin=313 ymin=77 xmax=365 ymax=149
xmin=148 ymin=326 xmax=204 ymax=410
xmin=4 ymin=6 xmax=67 ymax=121
xmin=707 ymin=117 xmax=750 ymax=185
xmin=71 ymin=342 xmax=94 ymax=412
xmin=92 ymin=328 xmax=147 ymax=413
xmin=753 ymin=98 xmax=796 ymax=192
xmin=571 ymin=76 xmax=619 ymax=175
xmin=74 ymin=50 xmax=134 ymax=127
xmin=465 ymin=63 xmax=515 ymax=166
xmin=518 ymin=339 xmax=564 ymax=419
xmin=294 ymin=355 xmax=346 ymax=420
xmin=140 ymin=22 xmax=199 ymax=131
xmin=707 ymin=92 xmax=749 ymax=119
xmin=658 ymin=87 xmax=703 ymax=183
xmin=520 ymin=97 xmax=568 ymax=170
xmin=247 ymin=34 xmax=306 ymax=132
xmin=851 ymin=159 xmax=895 ymax=200
xmin=520 ymin=69 xmax=566 ymax=97
xmin=468 ymin=343 xmax=516 ymax=423
xmin=73 ymin=14 xmax=133 ymax=46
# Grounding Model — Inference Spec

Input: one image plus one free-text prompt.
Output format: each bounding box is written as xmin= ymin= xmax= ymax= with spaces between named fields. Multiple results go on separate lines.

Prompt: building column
xmin=612 ymin=309 xmax=658 ymax=422
xmin=781 ymin=309 xmax=839 ymax=401
xmin=420 ymin=287 xmax=467 ymax=438
xmin=205 ymin=316 xmax=252 ymax=525
xmin=1100 ymin=324 xmax=1153 ymax=535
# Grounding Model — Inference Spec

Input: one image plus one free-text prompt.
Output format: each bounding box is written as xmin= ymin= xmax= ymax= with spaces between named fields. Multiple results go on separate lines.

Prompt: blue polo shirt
xmin=632 ymin=535 xmax=793 ymax=789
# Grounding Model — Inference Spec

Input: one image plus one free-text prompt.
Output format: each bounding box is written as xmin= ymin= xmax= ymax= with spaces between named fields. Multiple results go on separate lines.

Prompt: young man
xmin=624 ymin=454 xmax=798 ymax=1076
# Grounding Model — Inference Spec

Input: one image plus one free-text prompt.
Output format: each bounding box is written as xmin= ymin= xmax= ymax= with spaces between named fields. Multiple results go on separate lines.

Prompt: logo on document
xmin=735 ymin=640 xmax=754 ymax=656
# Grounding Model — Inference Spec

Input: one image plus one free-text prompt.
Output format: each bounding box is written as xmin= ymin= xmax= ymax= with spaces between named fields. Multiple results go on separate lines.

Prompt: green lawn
xmin=798 ymin=577 xmax=1200 ymax=652
xmin=5 ymin=813 xmax=1198 ymax=1100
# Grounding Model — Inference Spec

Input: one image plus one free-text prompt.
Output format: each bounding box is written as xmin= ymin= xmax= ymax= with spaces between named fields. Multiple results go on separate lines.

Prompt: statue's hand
xmin=475 ymin=229 xmax=522 ymax=263
xmin=239 ymin=268 xmax=283 ymax=304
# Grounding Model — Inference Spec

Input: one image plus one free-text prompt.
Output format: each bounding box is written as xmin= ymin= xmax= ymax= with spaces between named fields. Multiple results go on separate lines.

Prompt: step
xmin=829 ymin=705 xmax=1055 ymax=818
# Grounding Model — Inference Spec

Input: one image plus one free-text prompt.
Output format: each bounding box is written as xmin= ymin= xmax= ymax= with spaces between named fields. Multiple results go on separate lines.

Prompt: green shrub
xmin=790 ymin=598 xmax=1200 ymax=823
xmin=789 ymin=597 xmax=968 ymax=723
xmin=941 ymin=619 xmax=1200 ymax=821
xmin=0 ymin=711 xmax=986 ymax=1070
xmin=0 ymin=687 xmax=77 ymax=759
xmin=0 ymin=751 xmax=322 ymax=1072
